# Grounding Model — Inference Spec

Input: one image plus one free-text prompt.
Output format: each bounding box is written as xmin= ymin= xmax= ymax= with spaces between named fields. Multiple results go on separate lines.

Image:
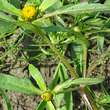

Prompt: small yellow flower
xmin=22 ymin=5 xmax=37 ymax=20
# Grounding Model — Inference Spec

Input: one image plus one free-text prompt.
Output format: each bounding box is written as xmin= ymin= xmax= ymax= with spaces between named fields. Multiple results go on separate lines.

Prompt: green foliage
xmin=36 ymin=101 xmax=47 ymax=110
xmin=43 ymin=2 xmax=110 ymax=18
xmin=40 ymin=26 xmax=70 ymax=32
xmin=53 ymin=78 xmax=104 ymax=92
xmin=0 ymin=12 xmax=16 ymax=22
xmin=44 ymin=0 xmax=62 ymax=13
xmin=99 ymin=96 xmax=110 ymax=104
xmin=46 ymin=102 xmax=55 ymax=110
xmin=97 ymin=33 xmax=104 ymax=54
xmin=0 ymin=74 xmax=42 ymax=95
xmin=71 ymin=42 xmax=84 ymax=75
xmin=104 ymin=0 xmax=110 ymax=6
xmin=0 ymin=21 xmax=17 ymax=33
xmin=29 ymin=64 xmax=47 ymax=92
xmin=25 ymin=0 xmax=41 ymax=7
xmin=59 ymin=63 xmax=73 ymax=110
xmin=0 ymin=88 xmax=11 ymax=110
xmin=39 ymin=0 xmax=58 ymax=12
xmin=32 ymin=18 xmax=52 ymax=27
xmin=48 ymin=63 xmax=60 ymax=91
xmin=0 ymin=0 xmax=21 ymax=16
xmin=11 ymin=0 xmax=20 ymax=9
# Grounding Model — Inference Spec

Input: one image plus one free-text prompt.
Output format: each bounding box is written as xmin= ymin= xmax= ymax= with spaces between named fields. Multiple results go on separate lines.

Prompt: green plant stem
xmin=26 ymin=23 xmax=79 ymax=79
xmin=83 ymin=44 xmax=87 ymax=78
xmin=86 ymin=45 xmax=110 ymax=77
xmin=56 ymin=87 xmax=81 ymax=94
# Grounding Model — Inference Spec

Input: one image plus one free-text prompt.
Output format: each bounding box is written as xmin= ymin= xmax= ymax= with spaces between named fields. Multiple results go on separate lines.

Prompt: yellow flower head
xmin=22 ymin=5 xmax=37 ymax=20
xmin=41 ymin=91 xmax=53 ymax=101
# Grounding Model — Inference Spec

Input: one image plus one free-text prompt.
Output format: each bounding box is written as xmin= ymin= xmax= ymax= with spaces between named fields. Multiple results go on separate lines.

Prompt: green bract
xmin=41 ymin=91 xmax=53 ymax=101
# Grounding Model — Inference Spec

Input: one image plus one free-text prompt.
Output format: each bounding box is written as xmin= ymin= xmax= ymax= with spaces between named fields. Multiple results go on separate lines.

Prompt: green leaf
xmin=61 ymin=104 xmax=67 ymax=110
xmin=0 ymin=0 xmax=21 ymax=16
xmin=99 ymin=96 xmax=110 ymax=104
xmin=0 ymin=74 xmax=42 ymax=95
xmin=0 ymin=88 xmax=11 ymax=110
xmin=59 ymin=63 xmax=68 ymax=83
xmin=54 ymin=15 xmax=66 ymax=27
xmin=32 ymin=18 xmax=52 ymax=27
xmin=29 ymin=64 xmax=47 ymax=92
xmin=84 ymin=18 xmax=106 ymax=27
xmin=46 ymin=101 xmax=55 ymax=110
xmin=71 ymin=42 xmax=84 ymax=75
xmin=54 ymin=94 xmax=64 ymax=110
xmin=25 ymin=0 xmax=41 ymax=7
xmin=11 ymin=0 xmax=20 ymax=9
xmin=39 ymin=0 xmax=58 ymax=12
xmin=53 ymin=78 xmax=104 ymax=92
xmin=0 ymin=21 xmax=17 ymax=33
xmin=0 ymin=12 xmax=16 ymax=22
xmin=48 ymin=63 xmax=60 ymax=91
xmin=39 ymin=46 xmax=53 ymax=55
xmin=104 ymin=0 xmax=110 ymax=6
xmin=59 ymin=63 xmax=73 ymax=110
xmin=40 ymin=26 xmax=70 ymax=32
xmin=53 ymin=64 xmax=65 ymax=110
xmin=44 ymin=0 xmax=62 ymax=14
xmin=43 ymin=2 xmax=110 ymax=18
xmin=36 ymin=100 xmax=47 ymax=110
xmin=97 ymin=33 xmax=104 ymax=54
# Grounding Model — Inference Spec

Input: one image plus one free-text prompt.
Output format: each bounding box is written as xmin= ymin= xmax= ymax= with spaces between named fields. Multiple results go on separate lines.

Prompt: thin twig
xmin=56 ymin=87 xmax=81 ymax=95
xmin=83 ymin=44 xmax=87 ymax=78
xmin=86 ymin=45 xmax=110 ymax=77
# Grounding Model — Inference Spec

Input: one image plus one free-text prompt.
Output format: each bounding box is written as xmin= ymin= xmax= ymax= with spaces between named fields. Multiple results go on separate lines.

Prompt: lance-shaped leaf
xmin=58 ymin=63 xmax=73 ymax=110
xmin=32 ymin=18 xmax=52 ymax=27
xmin=53 ymin=78 xmax=104 ymax=93
xmin=0 ymin=21 xmax=17 ymax=33
xmin=29 ymin=64 xmax=47 ymax=92
xmin=0 ymin=12 xmax=16 ymax=22
xmin=11 ymin=0 xmax=20 ymax=9
xmin=46 ymin=101 xmax=55 ymax=110
xmin=39 ymin=0 xmax=58 ymax=12
xmin=48 ymin=63 xmax=60 ymax=91
xmin=36 ymin=99 xmax=55 ymax=110
xmin=0 ymin=88 xmax=11 ymax=110
xmin=0 ymin=74 xmax=42 ymax=95
xmin=97 ymin=33 xmax=104 ymax=54
xmin=37 ymin=100 xmax=47 ymax=110
xmin=43 ymin=2 xmax=110 ymax=18
xmin=0 ymin=0 xmax=21 ymax=16
xmin=40 ymin=26 xmax=70 ymax=32
xmin=25 ymin=0 xmax=41 ymax=7
xmin=71 ymin=42 xmax=84 ymax=75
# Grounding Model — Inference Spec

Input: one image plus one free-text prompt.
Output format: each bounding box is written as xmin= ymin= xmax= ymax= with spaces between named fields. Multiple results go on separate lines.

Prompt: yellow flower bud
xmin=41 ymin=91 xmax=53 ymax=101
xmin=22 ymin=5 xmax=37 ymax=20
